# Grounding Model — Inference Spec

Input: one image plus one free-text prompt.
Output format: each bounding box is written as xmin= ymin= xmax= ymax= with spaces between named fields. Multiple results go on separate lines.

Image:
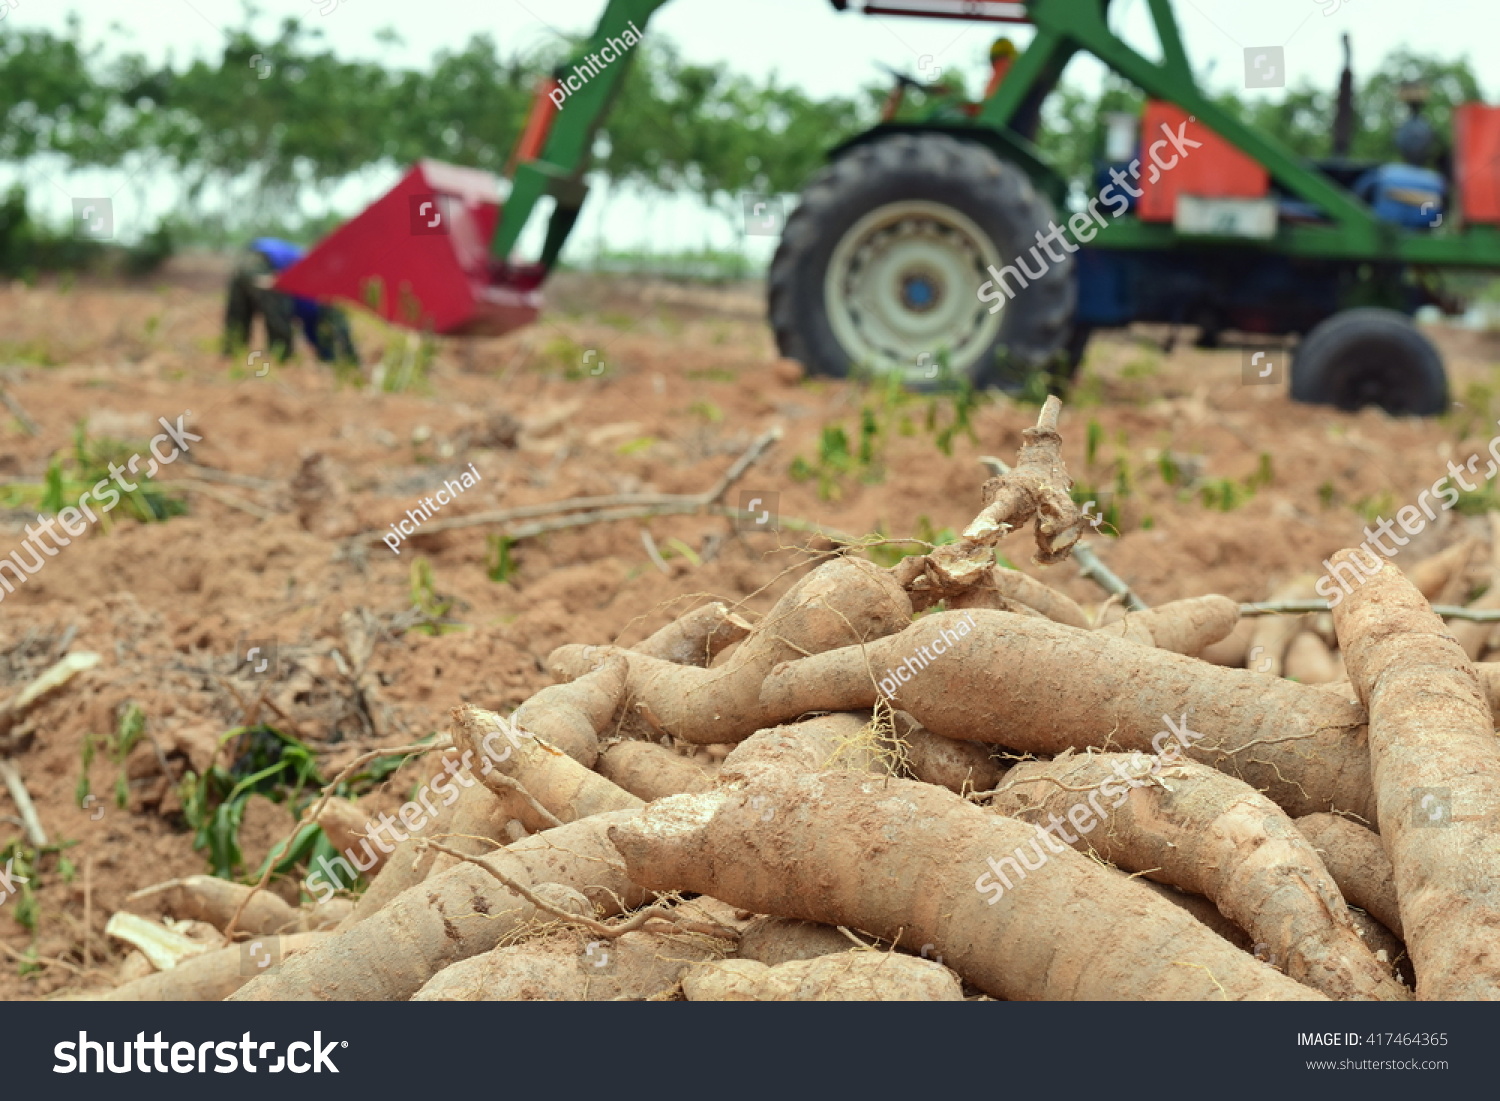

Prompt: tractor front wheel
xmin=768 ymin=134 xmax=1075 ymax=391
xmin=1290 ymin=308 xmax=1448 ymax=417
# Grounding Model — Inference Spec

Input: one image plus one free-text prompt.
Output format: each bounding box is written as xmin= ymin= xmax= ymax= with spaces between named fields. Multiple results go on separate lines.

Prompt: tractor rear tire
xmin=768 ymin=133 xmax=1075 ymax=391
xmin=1290 ymin=308 xmax=1447 ymax=416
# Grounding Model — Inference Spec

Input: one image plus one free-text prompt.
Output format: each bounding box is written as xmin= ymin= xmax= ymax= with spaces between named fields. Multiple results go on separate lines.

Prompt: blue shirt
xmin=250 ymin=236 xmax=305 ymax=273
xmin=250 ymin=237 xmax=343 ymax=361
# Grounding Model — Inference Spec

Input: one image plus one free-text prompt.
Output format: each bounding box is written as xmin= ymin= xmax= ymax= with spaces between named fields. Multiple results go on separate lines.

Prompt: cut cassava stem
xmin=1242 ymin=601 xmax=1500 ymax=622
xmin=898 ymin=399 xmax=1082 ymax=611
xmin=964 ymin=396 xmax=1081 ymax=563
xmin=977 ymin=453 xmax=1144 ymax=610
xmin=360 ymin=426 xmax=784 ymax=544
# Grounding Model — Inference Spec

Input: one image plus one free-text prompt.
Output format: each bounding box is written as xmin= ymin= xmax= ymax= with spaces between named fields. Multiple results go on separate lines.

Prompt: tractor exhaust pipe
xmin=1332 ymin=33 xmax=1354 ymax=157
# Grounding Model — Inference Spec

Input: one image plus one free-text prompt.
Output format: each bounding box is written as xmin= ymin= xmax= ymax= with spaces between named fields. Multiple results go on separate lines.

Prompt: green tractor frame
xmin=281 ymin=0 xmax=1500 ymax=415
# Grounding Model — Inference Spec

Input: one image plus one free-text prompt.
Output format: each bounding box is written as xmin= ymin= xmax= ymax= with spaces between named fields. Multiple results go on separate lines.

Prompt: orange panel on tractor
xmin=1135 ymin=101 xmax=1269 ymax=223
xmin=1455 ymin=103 xmax=1500 ymax=224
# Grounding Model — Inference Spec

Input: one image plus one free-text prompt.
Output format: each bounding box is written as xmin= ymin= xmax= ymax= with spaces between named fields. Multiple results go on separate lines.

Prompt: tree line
xmin=0 ymin=11 xmax=1484 ymax=268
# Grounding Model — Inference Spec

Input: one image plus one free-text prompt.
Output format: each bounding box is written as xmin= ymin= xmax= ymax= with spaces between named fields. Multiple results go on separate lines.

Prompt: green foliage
xmin=176 ymin=723 xmax=414 ymax=887
xmin=864 ymin=515 xmax=959 ymax=568
xmin=178 ymin=725 xmax=323 ymax=879
xmin=353 ymin=279 xmax=436 ymax=392
xmin=689 ymin=400 xmax=723 ymax=423
xmin=0 ymin=15 xmax=872 ymax=247
xmin=789 ymin=419 xmax=882 ymax=502
xmin=615 ymin=436 xmax=657 ymax=455
xmin=824 ymin=424 xmax=854 ymax=469
xmin=1157 ymin=450 xmax=1182 ymax=486
xmin=1197 ymin=478 xmax=1246 ymax=512
xmin=1073 ymin=423 xmax=1131 ymax=536
xmin=486 ymin=534 xmax=517 ymax=583
xmin=658 ymin=537 xmax=701 ymax=566
xmin=76 ymin=702 xmax=147 ymax=812
xmin=1196 ymin=456 xmax=1272 ymax=511
xmin=0 ymin=338 xmax=59 ymax=367
xmin=0 ymin=184 xmax=175 ymax=279
xmin=1356 ymin=491 xmax=1397 ymax=524
xmin=377 ymin=330 xmax=435 ymax=394
xmin=576 ymin=247 xmax=760 ymax=282
xmin=1454 ymin=484 xmax=1500 ymax=516
xmin=1448 ymin=379 xmax=1500 ymax=441
xmin=1037 ymin=73 xmax=1145 ymax=194
xmin=1085 ymin=419 xmax=1103 ymax=468
xmin=685 ymin=367 xmax=737 ymax=382
xmin=927 ymin=377 xmax=980 ymax=457
xmin=1247 ymin=452 xmax=1275 ymax=491
xmin=0 ymin=12 xmax=1482 ymax=278
xmin=409 ymin=557 xmax=467 ymax=635
xmin=0 ymin=422 xmax=187 ymax=522
xmin=597 ymin=38 xmax=869 ymax=230
xmin=0 ymin=837 xmax=79 ymax=936
xmin=1011 ymin=369 xmax=1055 ymax=409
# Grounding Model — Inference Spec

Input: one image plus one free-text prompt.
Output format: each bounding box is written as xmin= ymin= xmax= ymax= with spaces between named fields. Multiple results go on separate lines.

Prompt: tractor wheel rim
xmin=824 ymin=200 xmax=1005 ymax=382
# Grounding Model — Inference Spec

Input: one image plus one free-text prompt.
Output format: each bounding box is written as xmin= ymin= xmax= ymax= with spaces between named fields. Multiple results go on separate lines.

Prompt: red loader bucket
xmin=273 ymin=159 xmax=542 ymax=336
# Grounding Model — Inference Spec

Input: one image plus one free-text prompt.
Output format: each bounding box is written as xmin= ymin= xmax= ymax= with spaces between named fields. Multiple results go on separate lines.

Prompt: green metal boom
xmin=490 ymin=0 xmax=669 ymax=264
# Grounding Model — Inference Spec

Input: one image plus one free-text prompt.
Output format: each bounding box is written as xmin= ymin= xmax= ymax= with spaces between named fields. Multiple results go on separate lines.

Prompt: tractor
xmin=270 ymin=0 xmax=1500 ymax=416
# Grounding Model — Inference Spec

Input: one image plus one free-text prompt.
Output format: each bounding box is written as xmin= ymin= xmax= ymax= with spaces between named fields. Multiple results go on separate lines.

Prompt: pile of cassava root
xmin=97 ymin=397 xmax=1500 ymax=1001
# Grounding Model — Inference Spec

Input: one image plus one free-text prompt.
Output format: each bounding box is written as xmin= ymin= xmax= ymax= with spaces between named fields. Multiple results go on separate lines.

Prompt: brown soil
xmin=1 ymin=256 xmax=1496 ymax=998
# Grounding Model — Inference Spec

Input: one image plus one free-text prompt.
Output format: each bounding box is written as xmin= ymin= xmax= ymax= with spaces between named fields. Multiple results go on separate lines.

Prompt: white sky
xmin=7 ymin=0 xmax=1497 ymax=255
